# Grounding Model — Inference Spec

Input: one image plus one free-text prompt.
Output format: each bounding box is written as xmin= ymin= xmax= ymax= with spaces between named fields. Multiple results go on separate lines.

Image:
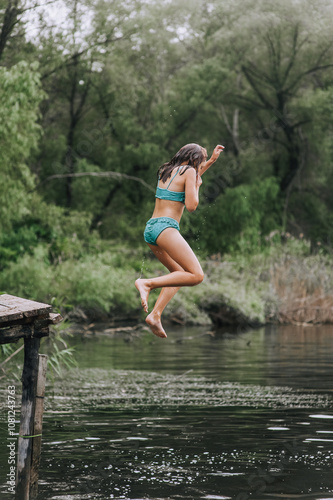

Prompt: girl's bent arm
xmin=185 ymin=168 xmax=201 ymax=212
xmin=199 ymin=144 xmax=225 ymax=176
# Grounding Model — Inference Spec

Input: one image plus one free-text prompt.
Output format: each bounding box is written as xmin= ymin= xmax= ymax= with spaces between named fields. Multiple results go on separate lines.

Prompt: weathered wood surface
xmin=48 ymin=312 xmax=62 ymax=324
xmin=16 ymin=338 xmax=40 ymax=500
xmin=0 ymin=295 xmax=62 ymax=344
xmin=0 ymin=324 xmax=34 ymax=345
xmin=30 ymin=354 xmax=48 ymax=499
xmin=0 ymin=295 xmax=52 ymax=326
xmin=0 ymin=315 xmax=61 ymax=344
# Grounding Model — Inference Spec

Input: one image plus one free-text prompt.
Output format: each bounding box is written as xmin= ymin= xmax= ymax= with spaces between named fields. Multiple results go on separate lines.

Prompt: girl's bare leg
xmin=145 ymin=286 xmax=180 ymax=338
xmin=136 ymin=243 xmax=182 ymax=337
xmin=135 ymin=228 xmax=203 ymax=337
xmin=145 ymin=245 xmax=182 ymax=337
xmin=135 ymin=229 xmax=203 ymax=311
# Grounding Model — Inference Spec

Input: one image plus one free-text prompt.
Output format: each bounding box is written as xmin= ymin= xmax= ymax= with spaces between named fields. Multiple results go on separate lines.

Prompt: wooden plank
xmin=0 ymin=326 xmax=50 ymax=344
xmin=0 ymin=313 xmax=62 ymax=344
xmin=0 ymin=325 xmax=34 ymax=345
xmin=16 ymin=338 xmax=40 ymax=500
xmin=0 ymin=316 xmax=53 ymax=344
xmin=48 ymin=313 xmax=63 ymax=324
xmin=0 ymin=295 xmax=52 ymax=326
xmin=30 ymin=354 xmax=48 ymax=499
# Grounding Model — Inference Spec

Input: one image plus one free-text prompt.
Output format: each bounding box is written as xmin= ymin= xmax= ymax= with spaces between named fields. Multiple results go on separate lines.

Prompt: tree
xmin=0 ymin=0 xmax=21 ymax=61
xmin=6 ymin=0 xmax=333 ymax=251
xmin=182 ymin=0 xmax=333 ymax=244
xmin=0 ymin=61 xmax=44 ymax=233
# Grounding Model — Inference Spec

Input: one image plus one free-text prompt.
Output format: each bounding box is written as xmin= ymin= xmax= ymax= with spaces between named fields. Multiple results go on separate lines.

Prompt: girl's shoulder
xmin=179 ymin=165 xmax=195 ymax=176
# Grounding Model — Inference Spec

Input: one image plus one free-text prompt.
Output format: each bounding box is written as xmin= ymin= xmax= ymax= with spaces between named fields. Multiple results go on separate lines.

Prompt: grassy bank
xmin=163 ymin=239 xmax=333 ymax=327
xmin=0 ymin=238 xmax=332 ymax=326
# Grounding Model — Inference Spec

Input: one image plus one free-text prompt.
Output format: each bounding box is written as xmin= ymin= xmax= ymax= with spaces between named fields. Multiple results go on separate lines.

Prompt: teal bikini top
xmin=155 ymin=167 xmax=185 ymax=203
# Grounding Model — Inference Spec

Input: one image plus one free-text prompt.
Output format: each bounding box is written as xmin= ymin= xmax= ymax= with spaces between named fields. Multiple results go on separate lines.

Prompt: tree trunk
xmin=0 ymin=0 xmax=20 ymax=61
xmin=64 ymin=126 xmax=76 ymax=208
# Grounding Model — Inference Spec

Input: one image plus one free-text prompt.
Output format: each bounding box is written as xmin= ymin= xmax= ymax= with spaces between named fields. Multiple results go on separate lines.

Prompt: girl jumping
xmin=135 ymin=143 xmax=224 ymax=338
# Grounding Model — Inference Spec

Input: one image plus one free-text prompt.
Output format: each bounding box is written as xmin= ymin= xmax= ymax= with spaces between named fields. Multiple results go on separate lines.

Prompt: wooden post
xmin=16 ymin=338 xmax=40 ymax=500
xmin=30 ymin=354 xmax=48 ymax=499
xmin=0 ymin=295 xmax=62 ymax=500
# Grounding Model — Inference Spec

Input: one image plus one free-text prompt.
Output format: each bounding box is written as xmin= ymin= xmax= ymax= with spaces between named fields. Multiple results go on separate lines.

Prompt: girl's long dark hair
xmin=158 ymin=143 xmax=206 ymax=182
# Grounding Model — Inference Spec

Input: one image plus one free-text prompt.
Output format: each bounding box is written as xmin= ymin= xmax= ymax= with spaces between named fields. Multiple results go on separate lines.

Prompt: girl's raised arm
xmin=200 ymin=145 xmax=225 ymax=176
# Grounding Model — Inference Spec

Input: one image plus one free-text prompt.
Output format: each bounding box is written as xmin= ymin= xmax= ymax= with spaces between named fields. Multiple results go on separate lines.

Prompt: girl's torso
xmin=151 ymin=166 xmax=187 ymax=223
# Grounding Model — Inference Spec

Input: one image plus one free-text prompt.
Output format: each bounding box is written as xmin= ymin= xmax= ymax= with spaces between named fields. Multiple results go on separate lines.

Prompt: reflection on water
xmin=1 ymin=324 xmax=333 ymax=499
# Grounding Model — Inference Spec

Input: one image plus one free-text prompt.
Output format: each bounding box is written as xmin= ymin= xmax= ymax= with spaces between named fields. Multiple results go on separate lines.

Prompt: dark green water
xmin=1 ymin=324 xmax=333 ymax=499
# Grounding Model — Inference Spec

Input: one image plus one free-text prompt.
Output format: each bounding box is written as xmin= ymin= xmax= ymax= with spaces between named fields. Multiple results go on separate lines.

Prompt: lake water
xmin=1 ymin=323 xmax=333 ymax=499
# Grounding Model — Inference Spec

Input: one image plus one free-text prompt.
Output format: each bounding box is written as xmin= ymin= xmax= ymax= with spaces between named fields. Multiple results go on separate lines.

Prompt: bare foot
xmin=135 ymin=278 xmax=150 ymax=313
xmin=146 ymin=313 xmax=167 ymax=338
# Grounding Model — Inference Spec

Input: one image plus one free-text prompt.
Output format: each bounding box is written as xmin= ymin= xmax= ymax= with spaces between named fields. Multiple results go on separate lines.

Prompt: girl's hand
xmin=211 ymin=144 xmax=225 ymax=162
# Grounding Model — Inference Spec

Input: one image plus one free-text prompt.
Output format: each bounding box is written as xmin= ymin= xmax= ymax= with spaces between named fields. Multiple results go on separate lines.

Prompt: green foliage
xmin=0 ymin=344 xmax=14 ymax=359
xmin=0 ymin=217 xmax=53 ymax=266
xmin=193 ymin=178 xmax=281 ymax=254
xmin=0 ymin=245 xmax=53 ymax=300
xmin=46 ymin=342 xmax=77 ymax=378
xmin=0 ymin=0 xmax=333 ymax=330
xmin=288 ymin=191 xmax=333 ymax=245
xmin=0 ymin=245 xmax=143 ymax=316
xmin=0 ymin=61 xmax=44 ymax=232
xmin=54 ymin=252 xmax=138 ymax=314
xmin=0 ymin=193 xmax=97 ymax=269
xmin=0 ymin=343 xmax=23 ymax=381
xmin=12 ymin=0 xmax=331 ymax=253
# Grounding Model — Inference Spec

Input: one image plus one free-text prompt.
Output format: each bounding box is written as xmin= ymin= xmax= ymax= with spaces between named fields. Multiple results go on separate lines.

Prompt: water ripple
xmin=46 ymin=368 xmax=333 ymax=411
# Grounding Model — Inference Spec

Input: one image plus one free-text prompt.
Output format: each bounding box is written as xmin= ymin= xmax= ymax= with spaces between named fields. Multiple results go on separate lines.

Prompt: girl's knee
xmin=193 ymin=270 xmax=204 ymax=285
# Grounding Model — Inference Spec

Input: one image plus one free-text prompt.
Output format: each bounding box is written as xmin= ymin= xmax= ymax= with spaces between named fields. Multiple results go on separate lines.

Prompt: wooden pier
xmin=0 ymin=294 xmax=62 ymax=500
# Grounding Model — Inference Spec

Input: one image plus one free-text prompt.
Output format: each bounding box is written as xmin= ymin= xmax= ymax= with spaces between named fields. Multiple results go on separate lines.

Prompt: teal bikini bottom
xmin=144 ymin=217 xmax=180 ymax=246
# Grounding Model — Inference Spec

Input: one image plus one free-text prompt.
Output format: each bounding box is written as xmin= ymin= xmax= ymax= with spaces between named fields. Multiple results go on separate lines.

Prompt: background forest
xmin=1 ymin=0 xmax=333 ymax=325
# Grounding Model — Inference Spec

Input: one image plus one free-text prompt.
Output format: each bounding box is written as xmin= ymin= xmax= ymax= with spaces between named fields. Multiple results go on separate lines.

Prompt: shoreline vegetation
xmin=1 ymin=237 xmax=332 ymax=330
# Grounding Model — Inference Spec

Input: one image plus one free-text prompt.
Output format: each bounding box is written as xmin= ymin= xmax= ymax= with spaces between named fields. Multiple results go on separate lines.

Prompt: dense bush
xmin=192 ymin=178 xmax=281 ymax=254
